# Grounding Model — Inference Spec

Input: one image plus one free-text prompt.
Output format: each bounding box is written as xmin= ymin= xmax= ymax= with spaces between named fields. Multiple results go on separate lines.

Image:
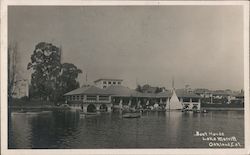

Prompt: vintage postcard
xmin=1 ymin=1 xmax=249 ymax=155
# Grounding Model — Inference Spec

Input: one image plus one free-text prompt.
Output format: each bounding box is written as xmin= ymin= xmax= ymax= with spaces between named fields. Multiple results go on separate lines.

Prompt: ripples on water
xmin=9 ymin=110 xmax=244 ymax=149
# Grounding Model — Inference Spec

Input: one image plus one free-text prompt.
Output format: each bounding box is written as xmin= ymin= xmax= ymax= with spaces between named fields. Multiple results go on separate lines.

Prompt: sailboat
xmin=165 ymin=77 xmax=183 ymax=110
xmin=169 ymin=89 xmax=183 ymax=110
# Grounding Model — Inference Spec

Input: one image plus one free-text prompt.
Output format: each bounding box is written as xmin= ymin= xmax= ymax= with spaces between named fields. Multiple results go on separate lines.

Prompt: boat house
xmin=64 ymin=86 xmax=113 ymax=112
xmin=64 ymin=85 xmax=201 ymax=112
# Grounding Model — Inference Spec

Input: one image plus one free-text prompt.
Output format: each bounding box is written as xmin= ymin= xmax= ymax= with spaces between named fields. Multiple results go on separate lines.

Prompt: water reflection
xmin=9 ymin=110 xmax=244 ymax=149
xmin=10 ymin=114 xmax=32 ymax=148
xmin=166 ymin=111 xmax=182 ymax=147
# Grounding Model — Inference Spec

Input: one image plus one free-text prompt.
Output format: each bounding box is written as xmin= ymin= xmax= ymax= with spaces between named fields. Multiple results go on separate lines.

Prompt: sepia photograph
xmin=1 ymin=1 xmax=249 ymax=155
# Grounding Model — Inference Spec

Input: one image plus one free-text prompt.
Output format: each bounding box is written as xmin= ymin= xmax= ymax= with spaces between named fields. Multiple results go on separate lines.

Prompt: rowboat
xmin=79 ymin=111 xmax=99 ymax=117
xmin=122 ymin=112 xmax=141 ymax=118
xmin=201 ymin=109 xmax=208 ymax=113
xmin=11 ymin=111 xmax=27 ymax=115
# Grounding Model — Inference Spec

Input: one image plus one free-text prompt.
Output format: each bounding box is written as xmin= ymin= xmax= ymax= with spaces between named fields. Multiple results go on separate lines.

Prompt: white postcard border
xmin=1 ymin=1 xmax=249 ymax=155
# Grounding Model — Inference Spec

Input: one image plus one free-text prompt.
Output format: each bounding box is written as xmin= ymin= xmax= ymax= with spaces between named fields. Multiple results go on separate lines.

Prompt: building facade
xmin=12 ymin=79 xmax=29 ymax=99
xmin=64 ymin=85 xmax=202 ymax=112
xmin=64 ymin=86 xmax=113 ymax=113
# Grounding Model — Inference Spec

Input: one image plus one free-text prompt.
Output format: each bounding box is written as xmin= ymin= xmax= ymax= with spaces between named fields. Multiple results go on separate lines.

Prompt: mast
xmin=172 ymin=76 xmax=175 ymax=92
xmin=85 ymin=72 xmax=88 ymax=84
xmin=168 ymin=97 xmax=170 ymax=109
xmin=169 ymin=77 xmax=182 ymax=110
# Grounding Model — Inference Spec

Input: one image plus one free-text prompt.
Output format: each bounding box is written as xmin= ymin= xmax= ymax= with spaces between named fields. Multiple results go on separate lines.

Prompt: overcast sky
xmin=8 ymin=6 xmax=244 ymax=90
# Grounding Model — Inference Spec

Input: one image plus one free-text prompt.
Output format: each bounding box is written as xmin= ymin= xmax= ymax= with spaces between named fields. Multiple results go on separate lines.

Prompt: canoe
xmin=26 ymin=111 xmax=41 ymax=115
xmin=41 ymin=111 xmax=52 ymax=113
xmin=80 ymin=112 xmax=99 ymax=117
xmin=122 ymin=113 xmax=141 ymax=118
xmin=86 ymin=112 xmax=99 ymax=115
xmin=11 ymin=111 xmax=27 ymax=115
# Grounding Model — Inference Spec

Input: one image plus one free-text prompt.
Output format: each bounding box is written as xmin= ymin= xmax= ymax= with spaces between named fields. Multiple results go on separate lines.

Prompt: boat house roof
xmin=64 ymin=85 xmax=201 ymax=98
xmin=64 ymin=86 xmax=111 ymax=96
xmin=156 ymin=90 xmax=201 ymax=98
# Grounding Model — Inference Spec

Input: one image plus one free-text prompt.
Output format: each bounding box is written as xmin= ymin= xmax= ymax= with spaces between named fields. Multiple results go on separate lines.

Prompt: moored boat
xmin=11 ymin=111 xmax=27 ymax=115
xmin=79 ymin=111 xmax=100 ymax=117
xmin=85 ymin=112 xmax=99 ymax=115
xmin=26 ymin=111 xmax=41 ymax=115
xmin=193 ymin=110 xmax=201 ymax=113
xmin=41 ymin=110 xmax=52 ymax=113
xmin=201 ymin=109 xmax=208 ymax=113
xmin=122 ymin=112 xmax=141 ymax=118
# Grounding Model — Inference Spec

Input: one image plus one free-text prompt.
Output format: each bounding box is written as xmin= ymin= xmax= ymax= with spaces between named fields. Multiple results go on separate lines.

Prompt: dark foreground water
xmin=9 ymin=110 xmax=244 ymax=149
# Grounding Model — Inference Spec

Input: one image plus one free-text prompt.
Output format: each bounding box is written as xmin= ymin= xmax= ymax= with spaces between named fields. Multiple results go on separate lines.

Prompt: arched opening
xmin=100 ymin=104 xmax=108 ymax=112
xmin=192 ymin=105 xmax=198 ymax=110
xmin=184 ymin=105 xmax=189 ymax=109
xmin=87 ymin=104 xmax=97 ymax=113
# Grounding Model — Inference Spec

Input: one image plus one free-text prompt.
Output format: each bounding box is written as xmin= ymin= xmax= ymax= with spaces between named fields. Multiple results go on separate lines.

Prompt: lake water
xmin=9 ymin=110 xmax=244 ymax=149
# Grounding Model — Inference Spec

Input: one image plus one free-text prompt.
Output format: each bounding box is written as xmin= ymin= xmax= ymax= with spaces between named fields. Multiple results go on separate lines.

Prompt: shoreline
xmin=9 ymin=106 xmax=244 ymax=111
xmin=202 ymin=107 xmax=244 ymax=111
xmin=9 ymin=106 xmax=70 ymax=111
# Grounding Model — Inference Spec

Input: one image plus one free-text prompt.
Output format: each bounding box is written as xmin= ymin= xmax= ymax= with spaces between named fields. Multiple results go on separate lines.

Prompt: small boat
xmin=193 ymin=110 xmax=201 ymax=113
xmin=201 ymin=109 xmax=208 ymax=113
xmin=122 ymin=112 xmax=141 ymax=118
xmin=11 ymin=111 xmax=27 ymax=115
xmin=79 ymin=111 xmax=99 ymax=117
xmin=41 ymin=111 xmax=52 ymax=113
xmin=26 ymin=111 xmax=41 ymax=115
xmin=86 ymin=112 xmax=99 ymax=115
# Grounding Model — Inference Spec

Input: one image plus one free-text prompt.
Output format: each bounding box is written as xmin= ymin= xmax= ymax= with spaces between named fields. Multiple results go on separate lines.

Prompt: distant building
xmin=230 ymin=91 xmax=244 ymax=104
xmin=193 ymin=88 xmax=244 ymax=105
xmin=94 ymin=78 xmax=123 ymax=89
xmin=12 ymin=79 xmax=29 ymax=98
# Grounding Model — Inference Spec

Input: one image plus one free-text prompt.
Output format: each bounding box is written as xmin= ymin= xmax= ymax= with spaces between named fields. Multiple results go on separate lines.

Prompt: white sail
xmin=169 ymin=90 xmax=183 ymax=110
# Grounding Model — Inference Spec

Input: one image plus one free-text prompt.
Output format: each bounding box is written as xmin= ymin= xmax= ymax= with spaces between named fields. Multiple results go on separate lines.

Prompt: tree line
xmin=26 ymin=42 xmax=82 ymax=103
xmin=136 ymin=84 xmax=165 ymax=93
xmin=7 ymin=42 xmax=82 ymax=104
